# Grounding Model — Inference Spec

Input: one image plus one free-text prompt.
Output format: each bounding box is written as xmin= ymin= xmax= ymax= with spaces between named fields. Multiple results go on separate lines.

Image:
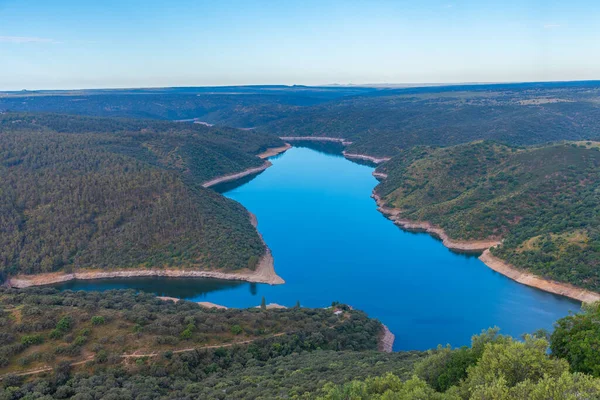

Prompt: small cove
xmin=54 ymin=145 xmax=580 ymax=351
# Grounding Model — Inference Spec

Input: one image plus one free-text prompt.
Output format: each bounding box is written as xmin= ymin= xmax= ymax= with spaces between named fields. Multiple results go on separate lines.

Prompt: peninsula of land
xmin=8 ymin=212 xmax=284 ymax=288
xmin=202 ymin=144 xmax=292 ymax=188
xmin=372 ymin=191 xmax=600 ymax=303
xmin=202 ymin=161 xmax=273 ymax=188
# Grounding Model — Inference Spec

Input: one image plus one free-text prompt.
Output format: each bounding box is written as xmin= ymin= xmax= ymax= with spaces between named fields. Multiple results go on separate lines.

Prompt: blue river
xmin=54 ymin=144 xmax=580 ymax=350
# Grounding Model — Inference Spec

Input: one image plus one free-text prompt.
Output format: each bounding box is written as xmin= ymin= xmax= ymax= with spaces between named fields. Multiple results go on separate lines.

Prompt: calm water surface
xmin=55 ymin=146 xmax=580 ymax=350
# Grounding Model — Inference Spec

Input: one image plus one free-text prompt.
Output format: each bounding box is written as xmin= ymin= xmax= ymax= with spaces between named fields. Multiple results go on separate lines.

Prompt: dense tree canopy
xmin=0 ymin=288 xmax=407 ymax=399
xmin=0 ymin=113 xmax=284 ymax=276
xmin=261 ymin=84 xmax=600 ymax=157
xmin=3 ymin=292 xmax=600 ymax=399
xmin=3 ymin=83 xmax=600 ymax=158
xmin=319 ymin=331 xmax=600 ymax=399
xmin=551 ymin=302 xmax=600 ymax=377
xmin=376 ymin=141 xmax=600 ymax=291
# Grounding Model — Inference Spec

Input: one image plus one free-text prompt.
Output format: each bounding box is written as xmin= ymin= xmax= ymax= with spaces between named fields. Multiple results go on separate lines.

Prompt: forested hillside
xmin=3 ymin=83 xmax=600 ymax=159
xmin=3 ymin=289 xmax=600 ymax=399
xmin=0 ymin=288 xmax=404 ymax=399
xmin=262 ymin=83 xmax=600 ymax=157
xmin=375 ymin=141 xmax=600 ymax=291
xmin=319 ymin=302 xmax=600 ymax=399
xmin=0 ymin=113 xmax=284 ymax=276
xmin=319 ymin=328 xmax=600 ymax=399
xmin=0 ymin=86 xmax=372 ymax=128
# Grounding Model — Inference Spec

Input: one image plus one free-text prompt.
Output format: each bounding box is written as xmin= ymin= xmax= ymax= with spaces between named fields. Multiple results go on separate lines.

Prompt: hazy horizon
xmin=2 ymin=0 xmax=599 ymax=91
xmin=4 ymin=79 xmax=600 ymax=93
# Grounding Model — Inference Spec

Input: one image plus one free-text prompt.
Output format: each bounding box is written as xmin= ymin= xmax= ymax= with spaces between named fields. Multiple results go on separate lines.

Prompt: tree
xmin=415 ymin=327 xmax=507 ymax=392
xmin=318 ymin=374 xmax=450 ymax=400
xmin=260 ymin=296 xmax=266 ymax=310
xmin=465 ymin=335 xmax=568 ymax=390
xmin=551 ymin=302 xmax=600 ymax=376
xmin=53 ymin=361 xmax=72 ymax=385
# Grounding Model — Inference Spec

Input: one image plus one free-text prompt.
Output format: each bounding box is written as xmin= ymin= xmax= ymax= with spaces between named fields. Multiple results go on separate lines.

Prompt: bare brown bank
xmin=280 ymin=136 xmax=391 ymax=164
xmin=202 ymin=161 xmax=273 ymax=188
xmin=257 ymin=143 xmax=292 ymax=159
xmin=371 ymin=191 xmax=600 ymax=303
xmin=9 ymin=141 xmax=293 ymax=288
xmin=9 ymin=211 xmax=284 ymax=288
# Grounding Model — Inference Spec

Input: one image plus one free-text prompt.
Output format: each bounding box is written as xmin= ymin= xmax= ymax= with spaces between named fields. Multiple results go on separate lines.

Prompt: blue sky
xmin=1 ymin=0 xmax=599 ymax=90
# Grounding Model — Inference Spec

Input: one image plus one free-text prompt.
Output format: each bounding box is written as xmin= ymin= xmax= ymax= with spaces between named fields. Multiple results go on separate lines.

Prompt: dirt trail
xmin=1 ymin=321 xmax=352 ymax=379
xmin=0 ymin=334 xmax=288 ymax=380
xmin=121 ymin=332 xmax=289 ymax=358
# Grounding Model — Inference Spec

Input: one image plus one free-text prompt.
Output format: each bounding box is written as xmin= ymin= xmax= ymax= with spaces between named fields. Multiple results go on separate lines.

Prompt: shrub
xmin=230 ymin=325 xmax=243 ymax=335
xmin=21 ymin=334 xmax=44 ymax=347
xmin=91 ymin=316 xmax=105 ymax=326
xmin=55 ymin=316 xmax=72 ymax=332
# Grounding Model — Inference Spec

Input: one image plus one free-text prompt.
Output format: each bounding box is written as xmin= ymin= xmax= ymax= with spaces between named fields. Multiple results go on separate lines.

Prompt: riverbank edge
xmin=257 ymin=143 xmax=292 ymax=159
xmin=159 ymin=296 xmax=394 ymax=352
xmin=372 ymin=192 xmax=500 ymax=252
xmin=342 ymin=152 xmax=391 ymax=164
xmin=279 ymin=136 xmax=354 ymax=145
xmin=202 ymin=161 xmax=272 ymax=188
xmin=201 ymin=143 xmax=292 ymax=188
xmin=8 ymin=211 xmax=285 ymax=288
xmin=159 ymin=296 xmax=289 ymax=310
xmin=371 ymin=190 xmax=600 ymax=303
xmin=279 ymin=136 xmax=391 ymax=164
xmin=379 ymin=324 xmax=396 ymax=353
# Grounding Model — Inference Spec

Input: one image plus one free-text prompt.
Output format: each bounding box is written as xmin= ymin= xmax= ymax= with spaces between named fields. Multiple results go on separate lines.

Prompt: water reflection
xmin=53 ymin=277 xmax=248 ymax=299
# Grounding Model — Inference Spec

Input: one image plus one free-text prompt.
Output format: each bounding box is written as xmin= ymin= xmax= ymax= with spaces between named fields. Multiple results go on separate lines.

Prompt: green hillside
xmin=375 ymin=141 xmax=600 ymax=291
xmin=0 ymin=288 xmax=406 ymax=399
xmin=3 ymin=84 xmax=600 ymax=160
xmin=0 ymin=114 xmax=284 ymax=276
xmin=320 ymin=303 xmax=600 ymax=399
xmin=3 ymin=289 xmax=600 ymax=399
xmin=261 ymin=85 xmax=600 ymax=157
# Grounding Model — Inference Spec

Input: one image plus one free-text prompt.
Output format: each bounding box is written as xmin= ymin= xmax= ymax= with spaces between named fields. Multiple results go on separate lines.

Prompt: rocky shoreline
xmin=372 ymin=193 xmax=499 ymax=251
xmin=202 ymin=143 xmax=293 ymax=188
xmin=158 ymin=297 xmax=229 ymax=309
xmin=202 ymin=161 xmax=272 ymax=188
xmin=8 ymin=212 xmax=285 ymax=289
xmin=480 ymin=250 xmax=600 ymax=303
xmin=279 ymin=136 xmax=393 ymax=165
xmin=8 ymin=146 xmax=289 ymax=289
xmin=343 ymin=152 xmax=391 ymax=164
xmin=379 ymin=324 xmax=395 ymax=353
xmin=257 ymin=143 xmax=292 ymax=159
xmin=279 ymin=136 xmax=354 ymax=145
xmin=371 ymin=192 xmax=600 ymax=303
xmin=372 ymin=171 xmax=388 ymax=180
xmin=159 ymin=296 xmax=395 ymax=352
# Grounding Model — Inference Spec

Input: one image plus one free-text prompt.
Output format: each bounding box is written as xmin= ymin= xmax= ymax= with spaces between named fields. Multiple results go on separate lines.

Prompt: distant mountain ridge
xmin=3 ymin=81 xmax=599 ymax=159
